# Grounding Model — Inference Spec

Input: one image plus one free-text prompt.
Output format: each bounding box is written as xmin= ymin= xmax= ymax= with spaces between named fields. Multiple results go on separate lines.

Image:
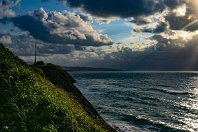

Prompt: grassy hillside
xmin=0 ymin=43 xmax=115 ymax=132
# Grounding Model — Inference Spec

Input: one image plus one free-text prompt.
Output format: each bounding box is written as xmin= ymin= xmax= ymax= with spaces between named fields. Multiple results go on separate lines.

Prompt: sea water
xmin=70 ymin=71 xmax=198 ymax=132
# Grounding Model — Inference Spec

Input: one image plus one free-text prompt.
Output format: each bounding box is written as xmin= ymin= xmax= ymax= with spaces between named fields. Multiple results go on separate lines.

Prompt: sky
xmin=1 ymin=0 xmax=198 ymax=70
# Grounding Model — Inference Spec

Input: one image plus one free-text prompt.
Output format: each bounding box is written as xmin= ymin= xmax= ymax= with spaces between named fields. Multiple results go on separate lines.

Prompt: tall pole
xmin=34 ymin=43 xmax=37 ymax=64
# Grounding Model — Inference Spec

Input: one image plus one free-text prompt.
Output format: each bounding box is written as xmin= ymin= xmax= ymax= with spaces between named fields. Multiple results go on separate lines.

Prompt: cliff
xmin=0 ymin=43 xmax=116 ymax=132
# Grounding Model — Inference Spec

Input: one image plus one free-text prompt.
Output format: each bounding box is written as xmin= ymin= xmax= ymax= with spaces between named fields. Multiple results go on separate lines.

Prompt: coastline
xmin=0 ymin=43 xmax=117 ymax=132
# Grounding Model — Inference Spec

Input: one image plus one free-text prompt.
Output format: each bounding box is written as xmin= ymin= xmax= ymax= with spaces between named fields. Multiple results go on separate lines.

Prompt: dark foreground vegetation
xmin=0 ymin=43 xmax=115 ymax=132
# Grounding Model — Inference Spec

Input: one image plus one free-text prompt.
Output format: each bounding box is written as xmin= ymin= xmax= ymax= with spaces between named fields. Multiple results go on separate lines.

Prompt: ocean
xmin=70 ymin=71 xmax=198 ymax=132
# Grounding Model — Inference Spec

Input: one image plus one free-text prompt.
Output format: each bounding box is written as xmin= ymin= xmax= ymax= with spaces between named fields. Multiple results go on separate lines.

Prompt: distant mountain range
xmin=61 ymin=66 xmax=122 ymax=71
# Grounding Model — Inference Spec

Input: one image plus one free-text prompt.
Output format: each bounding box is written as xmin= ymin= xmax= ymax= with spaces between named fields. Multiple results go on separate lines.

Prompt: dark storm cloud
xmin=135 ymin=22 xmax=168 ymax=33
xmin=164 ymin=0 xmax=183 ymax=9
xmin=61 ymin=0 xmax=186 ymax=18
xmin=165 ymin=11 xmax=198 ymax=31
xmin=131 ymin=18 xmax=150 ymax=25
xmin=136 ymin=33 xmax=198 ymax=71
xmin=81 ymin=40 xmax=198 ymax=71
xmin=163 ymin=1 xmax=198 ymax=32
xmin=147 ymin=22 xmax=168 ymax=33
xmin=0 ymin=8 xmax=112 ymax=46
xmin=131 ymin=1 xmax=198 ymax=33
xmin=72 ymin=30 xmax=198 ymax=71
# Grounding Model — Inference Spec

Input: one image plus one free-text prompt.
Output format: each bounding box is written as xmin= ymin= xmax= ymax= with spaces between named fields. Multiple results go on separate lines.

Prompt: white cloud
xmin=0 ymin=0 xmax=20 ymax=18
xmin=0 ymin=35 xmax=12 ymax=44
xmin=7 ymin=8 xmax=112 ymax=46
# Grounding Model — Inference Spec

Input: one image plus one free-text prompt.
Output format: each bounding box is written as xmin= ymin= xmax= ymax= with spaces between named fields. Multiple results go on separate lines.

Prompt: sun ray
xmin=181 ymin=19 xmax=198 ymax=30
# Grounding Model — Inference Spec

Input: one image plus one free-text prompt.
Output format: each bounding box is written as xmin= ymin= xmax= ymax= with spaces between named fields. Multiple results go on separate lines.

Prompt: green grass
xmin=0 ymin=43 xmax=115 ymax=132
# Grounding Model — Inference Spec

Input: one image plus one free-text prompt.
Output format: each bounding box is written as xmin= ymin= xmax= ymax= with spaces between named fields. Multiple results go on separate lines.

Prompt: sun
xmin=191 ymin=0 xmax=198 ymax=13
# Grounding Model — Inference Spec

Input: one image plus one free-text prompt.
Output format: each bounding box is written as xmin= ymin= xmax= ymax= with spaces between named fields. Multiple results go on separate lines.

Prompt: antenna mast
xmin=34 ymin=43 xmax=37 ymax=64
